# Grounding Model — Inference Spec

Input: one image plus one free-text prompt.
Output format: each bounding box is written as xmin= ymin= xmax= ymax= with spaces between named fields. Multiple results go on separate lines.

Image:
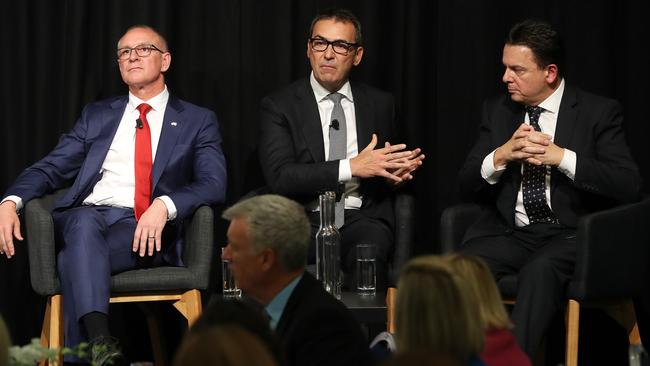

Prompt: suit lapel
xmin=152 ymin=96 xmax=184 ymax=188
xmin=351 ymin=82 xmax=373 ymax=150
xmin=297 ymin=79 xmax=326 ymax=162
xmin=76 ymin=97 xmax=127 ymax=189
xmin=553 ymin=84 xmax=578 ymax=151
xmin=552 ymin=84 xmax=578 ymax=190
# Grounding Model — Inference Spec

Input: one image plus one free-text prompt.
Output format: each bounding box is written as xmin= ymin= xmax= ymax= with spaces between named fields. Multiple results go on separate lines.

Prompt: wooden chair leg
xmin=386 ymin=287 xmax=396 ymax=333
xmin=41 ymin=295 xmax=63 ymax=366
xmin=172 ymin=289 xmax=203 ymax=326
xmin=141 ymin=303 xmax=168 ymax=366
xmin=565 ymin=299 xmax=580 ymax=366
xmin=630 ymin=322 xmax=642 ymax=345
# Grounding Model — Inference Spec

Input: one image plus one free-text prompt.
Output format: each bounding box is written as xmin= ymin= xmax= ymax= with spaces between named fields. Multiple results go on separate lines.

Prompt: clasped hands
xmin=350 ymin=133 xmax=425 ymax=185
xmin=494 ymin=123 xmax=564 ymax=167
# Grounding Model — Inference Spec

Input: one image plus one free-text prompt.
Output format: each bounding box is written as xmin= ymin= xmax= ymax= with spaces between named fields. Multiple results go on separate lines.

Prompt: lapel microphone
xmin=136 ymin=118 xmax=143 ymax=129
xmin=330 ymin=119 xmax=339 ymax=130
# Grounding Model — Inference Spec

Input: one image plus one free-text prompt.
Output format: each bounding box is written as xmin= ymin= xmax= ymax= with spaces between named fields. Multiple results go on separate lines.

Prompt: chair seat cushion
xmin=111 ymin=267 xmax=197 ymax=292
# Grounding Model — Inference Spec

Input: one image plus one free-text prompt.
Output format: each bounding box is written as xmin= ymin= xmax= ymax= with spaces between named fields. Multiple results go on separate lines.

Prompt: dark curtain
xmin=1 ymin=0 xmax=648 ymax=348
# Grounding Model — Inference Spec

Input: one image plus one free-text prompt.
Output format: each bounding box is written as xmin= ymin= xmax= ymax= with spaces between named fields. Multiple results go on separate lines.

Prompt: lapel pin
xmin=171 ymin=122 xmax=178 ymax=126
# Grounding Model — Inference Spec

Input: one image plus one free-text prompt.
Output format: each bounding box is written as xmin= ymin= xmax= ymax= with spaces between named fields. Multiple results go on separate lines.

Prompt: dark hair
xmin=506 ymin=19 xmax=564 ymax=74
xmin=308 ymin=8 xmax=363 ymax=45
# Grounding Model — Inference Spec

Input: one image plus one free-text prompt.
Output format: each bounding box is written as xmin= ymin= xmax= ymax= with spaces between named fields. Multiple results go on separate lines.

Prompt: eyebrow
xmin=312 ymin=35 xmax=354 ymax=43
xmin=117 ymin=43 xmax=156 ymax=49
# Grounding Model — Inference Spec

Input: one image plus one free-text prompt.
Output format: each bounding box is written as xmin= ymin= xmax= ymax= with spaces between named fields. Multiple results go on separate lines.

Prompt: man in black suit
xmin=221 ymin=194 xmax=372 ymax=366
xmin=458 ymin=19 xmax=641 ymax=358
xmin=259 ymin=9 xmax=423 ymax=290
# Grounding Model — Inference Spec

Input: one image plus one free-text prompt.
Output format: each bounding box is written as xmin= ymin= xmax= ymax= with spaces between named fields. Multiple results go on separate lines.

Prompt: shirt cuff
xmin=557 ymin=148 xmax=577 ymax=181
xmin=1 ymin=196 xmax=23 ymax=212
xmin=155 ymin=196 xmax=177 ymax=220
xmin=338 ymin=159 xmax=352 ymax=182
xmin=481 ymin=150 xmax=506 ymax=185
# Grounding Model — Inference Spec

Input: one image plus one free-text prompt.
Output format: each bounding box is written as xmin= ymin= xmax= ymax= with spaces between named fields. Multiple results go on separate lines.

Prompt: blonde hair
xmin=0 ymin=316 xmax=10 ymax=366
xmin=445 ymin=254 xmax=512 ymax=330
xmin=172 ymin=325 xmax=278 ymax=366
xmin=395 ymin=255 xmax=484 ymax=360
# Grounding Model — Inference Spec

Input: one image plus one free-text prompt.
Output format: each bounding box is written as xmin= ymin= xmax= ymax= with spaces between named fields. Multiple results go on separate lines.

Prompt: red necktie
xmin=134 ymin=103 xmax=153 ymax=221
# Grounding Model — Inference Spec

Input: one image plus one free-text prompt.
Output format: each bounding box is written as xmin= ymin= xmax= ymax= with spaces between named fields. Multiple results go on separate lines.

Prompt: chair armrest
xmin=182 ymin=205 xmax=214 ymax=290
xmin=570 ymin=197 xmax=650 ymax=301
xmin=24 ymin=190 xmax=68 ymax=296
xmin=439 ymin=203 xmax=483 ymax=253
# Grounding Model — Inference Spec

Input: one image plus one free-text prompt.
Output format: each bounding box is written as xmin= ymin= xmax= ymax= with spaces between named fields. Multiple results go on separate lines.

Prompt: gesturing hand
xmin=132 ymin=199 xmax=168 ymax=257
xmin=384 ymin=142 xmax=425 ymax=186
xmin=350 ymin=134 xmax=413 ymax=183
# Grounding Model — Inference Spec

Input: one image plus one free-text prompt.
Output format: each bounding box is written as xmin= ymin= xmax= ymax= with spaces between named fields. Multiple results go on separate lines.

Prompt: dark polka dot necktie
xmin=522 ymin=106 xmax=558 ymax=224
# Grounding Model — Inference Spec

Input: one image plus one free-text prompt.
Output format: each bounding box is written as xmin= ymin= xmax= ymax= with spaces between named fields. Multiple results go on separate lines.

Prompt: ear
xmin=306 ymin=40 xmax=312 ymax=59
xmin=260 ymin=248 xmax=276 ymax=272
xmin=161 ymin=52 xmax=172 ymax=73
xmin=544 ymin=63 xmax=558 ymax=84
xmin=352 ymin=46 xmax=364 ymax=66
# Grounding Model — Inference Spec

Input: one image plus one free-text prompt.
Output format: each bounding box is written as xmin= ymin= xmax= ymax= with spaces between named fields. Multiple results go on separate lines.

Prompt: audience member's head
xmin=445 ymin=254 xmax=512 ymax=330
xmin=395 ymin=255 xmax=484 ymax=361
xmin=221 ymin=194 xmax=310 ymax=304
xmin=189 ymin=298 xmax=283 ymax=364
xmin=0 ymin=315 xmax=10 ymax=366
xmin=172 ymin=325 xmax=278 ymax=366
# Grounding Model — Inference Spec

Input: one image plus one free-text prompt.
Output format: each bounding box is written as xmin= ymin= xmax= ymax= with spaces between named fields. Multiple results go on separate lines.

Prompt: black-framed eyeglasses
xmin=309 ymin=37 xmax=360 ymax=56
xmin=116 ymin=44 xmax=166 ymax=60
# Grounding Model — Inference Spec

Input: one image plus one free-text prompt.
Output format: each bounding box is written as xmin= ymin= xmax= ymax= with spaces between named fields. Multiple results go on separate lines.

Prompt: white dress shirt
xmin=480 ymin=79 xmax=577 ymax=226
xmin=3 ymin=86 xmax=177 ymax=219
xmin=310 ymin=73 xmax=362 ymax=209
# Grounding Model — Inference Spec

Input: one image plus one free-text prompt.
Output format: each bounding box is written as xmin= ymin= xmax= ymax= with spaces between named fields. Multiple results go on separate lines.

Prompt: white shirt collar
xmin=538 ymin=78 xmax=565 ymax=114
xmin=309 ymin=72 xmax=354 ymax=103
xmin=128 ymin=85 xmax=170 ymax=113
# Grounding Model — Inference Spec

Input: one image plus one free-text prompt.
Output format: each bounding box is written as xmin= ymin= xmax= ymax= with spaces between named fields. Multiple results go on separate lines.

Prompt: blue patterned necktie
xmin=522 ymin=106 xmax=558 ymax=224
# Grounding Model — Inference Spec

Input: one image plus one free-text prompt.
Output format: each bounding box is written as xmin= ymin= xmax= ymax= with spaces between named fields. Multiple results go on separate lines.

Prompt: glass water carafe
xmin=315 ymin=191 xmax=341 ymax=299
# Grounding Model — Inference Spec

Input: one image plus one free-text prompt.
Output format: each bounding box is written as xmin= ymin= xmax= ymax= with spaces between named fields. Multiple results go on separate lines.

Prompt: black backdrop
xmin=1 ymin=0 xmax=649 ymax=348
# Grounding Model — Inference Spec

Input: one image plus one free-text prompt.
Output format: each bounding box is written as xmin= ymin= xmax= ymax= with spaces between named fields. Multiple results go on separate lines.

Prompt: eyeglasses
xmin=116 ymin=44 xmax=165 ymax=60
xmin=309 ymin=37 xmax=359 ymax=56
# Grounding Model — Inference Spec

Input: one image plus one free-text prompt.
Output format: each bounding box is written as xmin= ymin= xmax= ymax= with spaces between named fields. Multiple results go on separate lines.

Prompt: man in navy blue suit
xmin=0 ymin=25 xmax=226 ymax=356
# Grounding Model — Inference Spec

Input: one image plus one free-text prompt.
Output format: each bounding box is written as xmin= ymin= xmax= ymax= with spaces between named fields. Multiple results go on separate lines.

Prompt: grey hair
xmin=223 ymin=195 xmax=310 ymax=272
xmin=117 ymin=24 xmax=169 ymax=52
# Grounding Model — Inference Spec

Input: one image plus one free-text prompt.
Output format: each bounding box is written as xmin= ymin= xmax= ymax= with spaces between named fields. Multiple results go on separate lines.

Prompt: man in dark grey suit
xmin=459 ymin=19 xmax=641 ymax=358
xmin=259 ymin=9 xmax=423 ymax=290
